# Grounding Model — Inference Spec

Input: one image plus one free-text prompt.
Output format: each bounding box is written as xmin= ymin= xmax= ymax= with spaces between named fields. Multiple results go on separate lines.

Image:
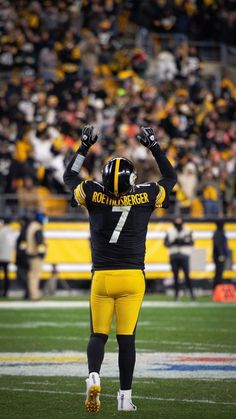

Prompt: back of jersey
xmin=74 ymin=180 xmax=166 ymax=270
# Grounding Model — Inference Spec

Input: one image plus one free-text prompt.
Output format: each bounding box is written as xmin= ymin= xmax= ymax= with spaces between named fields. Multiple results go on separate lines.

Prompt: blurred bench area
xmin=0 ymin=221 xmax=235 ymax=284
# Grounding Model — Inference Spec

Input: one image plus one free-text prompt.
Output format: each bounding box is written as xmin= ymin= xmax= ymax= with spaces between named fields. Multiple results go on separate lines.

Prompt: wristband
xmin=71 ymin=153 xmax=85 ymax=173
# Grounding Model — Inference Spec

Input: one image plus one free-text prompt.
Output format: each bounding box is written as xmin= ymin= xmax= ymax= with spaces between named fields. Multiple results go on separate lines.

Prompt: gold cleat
xmin=85 ymin=384 xmax=101 ymax=413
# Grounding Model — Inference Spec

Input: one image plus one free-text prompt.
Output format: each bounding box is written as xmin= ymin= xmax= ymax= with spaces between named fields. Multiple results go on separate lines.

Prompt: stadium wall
xmin=1 ymin=222 xmax=236 ymax=282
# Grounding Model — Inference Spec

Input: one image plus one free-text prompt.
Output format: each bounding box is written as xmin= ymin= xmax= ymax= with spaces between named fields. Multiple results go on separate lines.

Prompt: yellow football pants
xmin=90 ymin=269 xmax=145 ymax=335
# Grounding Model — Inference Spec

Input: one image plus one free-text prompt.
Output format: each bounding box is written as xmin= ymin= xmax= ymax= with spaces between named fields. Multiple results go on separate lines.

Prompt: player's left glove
xmin=81 ymin=125 xmax=98 ymax=150
xmin=137 ymin=126 xmax=159 ymax=149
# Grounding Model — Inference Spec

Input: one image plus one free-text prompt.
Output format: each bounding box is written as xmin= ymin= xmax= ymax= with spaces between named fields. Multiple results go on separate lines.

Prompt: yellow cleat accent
xmin=85 ymin=385 xmax=101 ymax=413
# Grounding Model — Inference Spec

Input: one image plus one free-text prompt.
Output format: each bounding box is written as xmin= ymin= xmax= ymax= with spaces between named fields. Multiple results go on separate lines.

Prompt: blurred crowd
xmin=0 ymin=0 xmax=236 ymax=218
xmin=131 ymin=0 xmax=236 ymax=45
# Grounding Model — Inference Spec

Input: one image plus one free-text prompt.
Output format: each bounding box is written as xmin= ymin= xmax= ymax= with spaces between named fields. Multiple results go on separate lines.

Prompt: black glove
xmin=81 ymin=125 xmax=98 ymax=150
xmin=137 ymin=126 xmax=159 ymax=149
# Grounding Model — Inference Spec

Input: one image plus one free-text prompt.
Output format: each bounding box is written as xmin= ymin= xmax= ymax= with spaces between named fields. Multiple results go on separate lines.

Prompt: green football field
xmin=0 ymin=295 xmax=235 ymax=419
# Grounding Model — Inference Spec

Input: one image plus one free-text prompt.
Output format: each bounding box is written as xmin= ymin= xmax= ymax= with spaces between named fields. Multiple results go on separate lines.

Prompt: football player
xmin=63 ymin=125 xmax=177 ymax=412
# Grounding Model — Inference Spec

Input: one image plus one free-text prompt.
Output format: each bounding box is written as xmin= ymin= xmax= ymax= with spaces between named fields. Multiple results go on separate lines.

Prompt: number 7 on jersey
xmin=109 ymin=206 xmax=131 ymax=243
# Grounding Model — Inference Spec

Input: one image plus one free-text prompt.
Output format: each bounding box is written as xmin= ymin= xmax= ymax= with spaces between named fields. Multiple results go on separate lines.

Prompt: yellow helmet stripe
xmin=114 ymin=159 xmax=120 ymax=195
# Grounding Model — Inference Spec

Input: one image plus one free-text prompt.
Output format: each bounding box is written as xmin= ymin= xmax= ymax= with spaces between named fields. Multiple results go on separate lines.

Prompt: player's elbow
xmin=63 ymin=169 xmax=69 ymax=185
xmin=164 ymin=175 xmax=177 ymax=193
xmin=63 ymin=169 xmax=69 ymax=187
xmin=169 ymin=173 xmax=177 ymax=192
xmin=63 ymin=169 xmax=75 ymax=192
xmin=172 ymin=172 xmax=178 ymax=186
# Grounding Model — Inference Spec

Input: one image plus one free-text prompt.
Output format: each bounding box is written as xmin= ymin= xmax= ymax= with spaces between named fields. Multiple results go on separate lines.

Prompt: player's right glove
xmin=81 ymin=125 xmax=98 ymax=150
xmin=137 ymin=126 xmax=159 ymax=149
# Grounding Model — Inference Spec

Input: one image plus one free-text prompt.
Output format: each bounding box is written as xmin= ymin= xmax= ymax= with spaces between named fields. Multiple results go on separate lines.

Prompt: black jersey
xmin=74 ymin=180 xmax=167 ymax=270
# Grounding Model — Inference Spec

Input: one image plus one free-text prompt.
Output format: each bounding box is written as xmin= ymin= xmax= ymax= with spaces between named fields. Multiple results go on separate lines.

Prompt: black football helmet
xmin=102 ymin=157 xmax=137 ymax=196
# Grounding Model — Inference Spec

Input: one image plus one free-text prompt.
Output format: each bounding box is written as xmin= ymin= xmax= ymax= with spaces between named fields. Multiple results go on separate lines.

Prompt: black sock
xmin=87 ymin=333 xmax=108 ymax=374
xmin=117 ymin=334 xmax=135 ymax=390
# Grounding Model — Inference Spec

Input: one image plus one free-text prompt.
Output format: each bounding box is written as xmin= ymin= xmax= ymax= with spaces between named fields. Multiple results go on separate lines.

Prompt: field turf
xmin=0 ymin=295 xmax=235 ymax=418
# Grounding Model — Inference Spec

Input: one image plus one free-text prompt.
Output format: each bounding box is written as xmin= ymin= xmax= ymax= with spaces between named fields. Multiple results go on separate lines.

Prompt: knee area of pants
xmin=116 ymin=334 xmax=135 ymax=346
xmin=90 ymin=333 xmax=108 ymax=344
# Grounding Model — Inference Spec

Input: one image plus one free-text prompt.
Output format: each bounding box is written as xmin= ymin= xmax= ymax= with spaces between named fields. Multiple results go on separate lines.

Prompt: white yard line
xmin=0 ymin=301 xmax=235 ymax=309
xmin=0 ymin=321 xmax=90 ymax=329
xmin=0 ymin=320 xmax=150 ymax=329
xmin=0 ymin=386 xmax=235 ymax=406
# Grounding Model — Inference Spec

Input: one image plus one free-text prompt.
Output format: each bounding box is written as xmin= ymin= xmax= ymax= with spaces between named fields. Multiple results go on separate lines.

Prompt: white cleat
xmin=117 ymin=389 xmax=137 ymax=411
xmin=85 ymin=372 xmax=101 ymax=413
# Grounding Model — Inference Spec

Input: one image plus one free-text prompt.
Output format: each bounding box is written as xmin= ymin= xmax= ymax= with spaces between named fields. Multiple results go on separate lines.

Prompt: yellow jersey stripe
xmin=74 ymin=182 xmax=86 ymax=206
xmin=114 ymin=159 xmax=120 ymax=195
xmin=79 ymin=182 xmax=86 ymax=200
xmin=155 ymin=185 xmax=166 ymax=208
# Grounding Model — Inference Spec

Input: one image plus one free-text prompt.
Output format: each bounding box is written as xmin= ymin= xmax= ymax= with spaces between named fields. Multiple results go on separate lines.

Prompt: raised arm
xmin=63 ymin=125 xmax=98 ymax=192
xmin=137 ymin=126 xmax=177 ymax=196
